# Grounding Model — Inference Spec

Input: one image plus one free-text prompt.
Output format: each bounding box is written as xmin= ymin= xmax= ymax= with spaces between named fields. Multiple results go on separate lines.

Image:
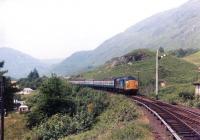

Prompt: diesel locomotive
xmin=70 ymin=76 xmax=139 ymax=95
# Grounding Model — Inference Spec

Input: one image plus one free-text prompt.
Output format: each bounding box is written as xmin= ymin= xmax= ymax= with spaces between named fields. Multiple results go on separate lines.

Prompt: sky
xmin=0 ymin=0 xmax=188 ymax=59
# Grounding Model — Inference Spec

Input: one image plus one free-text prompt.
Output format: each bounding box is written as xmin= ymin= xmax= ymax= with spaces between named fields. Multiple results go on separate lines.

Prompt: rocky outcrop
xmin=105 ymin=49 xmax=154 ymax=68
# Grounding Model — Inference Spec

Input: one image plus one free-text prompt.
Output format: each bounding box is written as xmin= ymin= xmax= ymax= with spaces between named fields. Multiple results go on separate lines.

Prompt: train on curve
xmin=70 ymin=76 xmax=139 ymax=95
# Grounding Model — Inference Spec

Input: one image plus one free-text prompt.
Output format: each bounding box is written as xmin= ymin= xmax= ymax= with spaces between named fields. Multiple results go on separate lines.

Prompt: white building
xmin=18 ymin=105 xmax=29 ymax=113
xmin=16 ymin=88 xmax=34 ymax=95
xmin=14 ymin=100 xmax=25 ymax=105
xmin=193 ymin=82 xmax=200 ymax=97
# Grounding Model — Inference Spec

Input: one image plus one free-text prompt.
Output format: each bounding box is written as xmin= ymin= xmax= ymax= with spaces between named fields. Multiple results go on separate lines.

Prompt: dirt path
xmin=138 ymin=105 xmax=173 ymax=140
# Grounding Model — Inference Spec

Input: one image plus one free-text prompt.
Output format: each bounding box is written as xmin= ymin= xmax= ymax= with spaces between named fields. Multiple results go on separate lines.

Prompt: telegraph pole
xmin=156 ymin=49 xmax=159 ymax=100
xmin=0 ymin=77 xmax=4 ymax=140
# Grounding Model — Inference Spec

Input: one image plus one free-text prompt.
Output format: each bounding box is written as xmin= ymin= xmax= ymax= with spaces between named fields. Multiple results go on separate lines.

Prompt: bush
xmin=26 ymin=110 xmax=46 ymax=128
xmin=26 ymin=76 xmax=109 ymax=139
xmin=36 ymin=114 xmax=75 ymax=140
xmin=111 ymin=123 xmax=142 ymax=140
xmin=195 ymin=102 xmax=200 ymax=108
xmin=179 ymin=92 xmax=194 ymax=101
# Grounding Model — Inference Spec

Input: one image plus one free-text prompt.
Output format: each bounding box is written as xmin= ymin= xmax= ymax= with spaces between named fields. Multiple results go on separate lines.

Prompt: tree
xmin=0 ymin=61 xmax=18 ymax=111
xmin=18 ymin=69 xmax=44 ymax=90
xmin=28 ymin=68 xmax=40 ymax=80
xmin=159 ymin=47 xmax=165 ymax=53
xmin=26 ymin=75 xmax=76 ymax=128
xmin=0 ymin=61 xmax=7 ymax=76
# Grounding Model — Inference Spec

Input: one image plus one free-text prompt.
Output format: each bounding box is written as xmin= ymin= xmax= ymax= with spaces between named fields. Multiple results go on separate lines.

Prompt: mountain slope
xmin=0 ymin=47 xmax=49 ymax=78
xmin=53 ymin=0 xmax=200 ymax=76
xmin=183 ymin=51 xmax=200 ymax=66
xmin=80 ymin=49 xmax=198 ymax=104
xmin=81 ymin=49 xmax=197 ymax=84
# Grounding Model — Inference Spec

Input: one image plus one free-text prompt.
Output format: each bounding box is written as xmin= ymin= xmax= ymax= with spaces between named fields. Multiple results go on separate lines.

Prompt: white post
xmin=156 ymin=49 xmax=159 ymax=100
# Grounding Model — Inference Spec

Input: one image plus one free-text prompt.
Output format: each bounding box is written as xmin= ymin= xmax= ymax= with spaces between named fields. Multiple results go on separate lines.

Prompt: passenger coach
xmin=70 ymin=76 xmax=139 ymax=95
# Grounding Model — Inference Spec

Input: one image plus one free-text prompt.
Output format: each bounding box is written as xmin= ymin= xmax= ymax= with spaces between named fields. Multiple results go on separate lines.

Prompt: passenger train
xmin=70 ymin=76 xmax=139 ymax=95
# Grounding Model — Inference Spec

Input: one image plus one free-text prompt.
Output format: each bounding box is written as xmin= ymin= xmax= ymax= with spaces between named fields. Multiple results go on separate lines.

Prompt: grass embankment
xmin=5 ymin=113 xmax=29 ymax=140
xmin=82 ymin=51 xmax=197 ymax=90
xmin=183 ymin=51 xmax=200 ymax=66
xmin=81 ymin=49 xmax=200 ymax=107
xmin=5 ymin=89 xmax=153 ymax=140
xmin=62 ymin=94 xmax=153 ymax=140
xmin=83 ymin=54 xmax=197 ymax=84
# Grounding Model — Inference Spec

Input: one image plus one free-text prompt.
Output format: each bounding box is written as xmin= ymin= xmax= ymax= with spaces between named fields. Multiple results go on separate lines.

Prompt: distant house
xmin=11 ymin=80 xmax=19 ymax=88
xmin=16 ymin=88 xmax=34 ymax=95
xmin=14 ymin=99 xmax=29 ymax=113
xmin=18 ymin=105 xmax=29 ymax=113
xmin=193 ymin=82 xmax=200 ymax=96
xmin=159 ymin=80 xmax=166 ymax=88
xmin=14 ymin=99 xmax=25 ymax=105
xmin=11 ymin=80 xmax=17 ymax=85
xmin=64 ymin=76 xmax=71 ymax=80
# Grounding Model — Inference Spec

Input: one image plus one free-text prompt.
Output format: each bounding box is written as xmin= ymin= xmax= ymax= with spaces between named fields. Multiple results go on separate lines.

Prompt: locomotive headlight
xmin=126 ymin=81 xmax=130 ymax=88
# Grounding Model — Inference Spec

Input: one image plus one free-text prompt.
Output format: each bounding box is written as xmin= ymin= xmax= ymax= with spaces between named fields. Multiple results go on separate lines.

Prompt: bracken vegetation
xmin=61 ymin=95 xmax=153 ymax=140
xmin=81 ymin=49 xmax=200 ymax=108
xmin=24 ymin=75 xmax=109 ymax=140
xmin=5 ymin=75 xmax=153 ymax=140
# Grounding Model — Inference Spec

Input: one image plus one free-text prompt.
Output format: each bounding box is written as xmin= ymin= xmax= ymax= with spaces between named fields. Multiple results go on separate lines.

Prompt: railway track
xmin=132 ymin=96 xmax=200 ymax=140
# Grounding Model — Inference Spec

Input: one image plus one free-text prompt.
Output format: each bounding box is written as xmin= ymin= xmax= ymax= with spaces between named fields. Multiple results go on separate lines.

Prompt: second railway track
xmin=132 ymin=96 xmax=200 ymax=140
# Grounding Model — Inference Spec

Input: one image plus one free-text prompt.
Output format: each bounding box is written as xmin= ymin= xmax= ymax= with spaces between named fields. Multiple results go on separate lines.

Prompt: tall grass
xmin=5 ymin=113 xmax=29 ymax=140
xmin=61 ymin=94 xmax=153 ymax=140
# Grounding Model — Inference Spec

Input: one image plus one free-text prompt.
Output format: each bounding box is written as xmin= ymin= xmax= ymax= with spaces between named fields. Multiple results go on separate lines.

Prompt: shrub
xmin=26 ymin=76 xmax=109 ymax=139
xmin=179 ymin=92 xmax=194 ymax=100
xmin=195 ymin=102 xmax=200 ymax=109
xmin=36 ymin=114 xmax=75 ymax=140
xmin=111 ymin=123 xmax=143 ymax=140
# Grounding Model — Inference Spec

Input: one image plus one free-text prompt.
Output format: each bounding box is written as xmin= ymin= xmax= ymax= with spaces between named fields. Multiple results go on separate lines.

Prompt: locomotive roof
xmin=114 ymin=76 xmax=137 ymax=80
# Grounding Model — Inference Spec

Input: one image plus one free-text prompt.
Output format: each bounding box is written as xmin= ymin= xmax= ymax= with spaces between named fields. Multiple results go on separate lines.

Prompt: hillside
xmin=0 ymin=47 xmax=50 ymax=78
xmin=62 ymin=94 xmax=153 ymax=140
xmin=53 ymin=0 xmax=200 ymax=76
xmin=183 ymin=51 xmax=200 ymax=66
xmin=80 ymin=49 xmax=198 ymax=97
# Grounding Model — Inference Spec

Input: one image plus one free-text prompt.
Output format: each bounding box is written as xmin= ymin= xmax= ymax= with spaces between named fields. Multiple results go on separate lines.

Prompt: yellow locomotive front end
xmin=114 ymin=76 xmax=139 ymax=94
xmin=125 ymin=80 xmax=138 ymax=90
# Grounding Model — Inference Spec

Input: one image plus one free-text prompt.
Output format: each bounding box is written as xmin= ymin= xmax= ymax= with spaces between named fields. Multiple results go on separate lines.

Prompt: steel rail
xmin=132 ymin=96 xmax=200 ymax=140
xmin=133 ymin=99 xmax=182 ymax=140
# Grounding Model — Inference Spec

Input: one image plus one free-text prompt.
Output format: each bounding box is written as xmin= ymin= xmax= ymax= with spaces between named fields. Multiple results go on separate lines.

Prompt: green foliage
xmin=81 ymin=49 xmax=200 ymax=108
xmin=25 ymin=76 xmax=108 ymax=139
xmin=62 ymin=95 xmax=152 ymax=140
xmin=179 ymin=92 xmax=194 ymax=100
xmin=0 ymin=61 xmax=18 ymax=111
xmin=170 ymin=48 xmax=199 ymax=58
xmin=159 ymin=47 xmax=165 ymax=53
xmin=39 ymin=75 xmax=66 ymax=98
xmin=183 ymin=51 xmax=200 ymax=66
xmin=36 ymin=114 xmax=75 ymax=140
xmin=26 ymin=110 xmax=47 ymax=128
xmin=18 ymin=69 xmax=47 ymax=90
xmin=194 ymin=101 xmax=200 ymax=108
xmin=28 ymin=68 xmax=40 ymax=80
xmin=0 ymin=61 xmax=4 ymax=68
xmin=110 ymin=122 xmax=143 ymax=140
xmin=82 ymin=50 xmax=197 ymax=96
xmin=5 ymin=113 xmax=30 ymax=140
xmin=4 ymin=78 xmax=19 ymax=111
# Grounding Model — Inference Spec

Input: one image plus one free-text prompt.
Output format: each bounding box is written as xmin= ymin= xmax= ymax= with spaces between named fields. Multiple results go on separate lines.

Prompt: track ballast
xmin=132 ymin=96 xmax=200 ymax=140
